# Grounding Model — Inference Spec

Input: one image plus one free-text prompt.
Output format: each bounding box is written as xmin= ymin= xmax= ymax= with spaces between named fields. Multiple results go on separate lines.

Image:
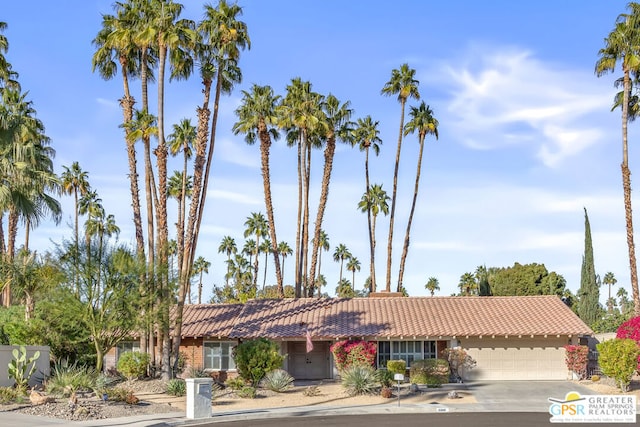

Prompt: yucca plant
xmin=260 ymin=369 xmax=294 ymax=392
xmin=340 ymin=365 xmax=378 ymax=396
xmin=46 ymin=361 xmax=97 ymax=397
xmin=166 ymin=379 xmax=186 ymax=397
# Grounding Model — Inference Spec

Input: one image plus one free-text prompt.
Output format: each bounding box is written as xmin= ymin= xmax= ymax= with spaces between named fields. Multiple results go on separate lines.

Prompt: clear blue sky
xmin=2 ymin=1 xmax=634 ymax=301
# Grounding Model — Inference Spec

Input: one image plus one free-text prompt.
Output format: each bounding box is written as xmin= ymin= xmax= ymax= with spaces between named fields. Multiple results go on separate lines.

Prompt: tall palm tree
xmin=308 ymin=94 xmax=353 ymax=297
xmin=602 ymin=272 xmax=618 ymax=312
xmin=397 ymin=102 xmax=438 ymax=291
xmin=259 ymin=238 xmax=272 ymax=291
xmin=596 ymin=4 xmax=640 ymax=315
xmin=244 ymin=212 xmax=268 ymax=291
xmin=381 ymin=63 xmax=420 ymax=292
xmin=91 ymin=8 xmax=145 ymax=260
xmin=233 ymin=84 xmax=283 ymax=295
xmin=242 ymin=238 xmax=257 ymax=268
xmin=333 ymin=244 xmax=351 ymax=284
xmin=353 ymin=116 xmax=382 ymax=292
xmin=346 ymin=256 xmax=361 ymax=290
xmin=0 ymin=21 xmax=19 ymax=89
xmin=61 ymin=162 xmax=91 ymax=253
xmin=358 ymin=184 xmax=390 ymax=292
xmin=192 ymin=256 xmax=210 ymax=304
xmin=167 ymin=119 xmax=195 ymax=269
xmin=425 ymin=277 xmax=440 ymax=296
xmin=277 ymin=241 xmax=293 ymax=290
xmin=218 ymin=235 xmax=237 ymax=287
xmin=279 ymin=78 xmax=327 ymax=297
xmin=315 ymin=230 xmax=330 ymax=297
xmin=183 ymin=0 xmax=249 ymax=294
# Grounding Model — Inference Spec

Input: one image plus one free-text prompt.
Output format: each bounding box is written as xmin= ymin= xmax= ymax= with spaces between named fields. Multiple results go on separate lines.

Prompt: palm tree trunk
xmin=309 ymin=134 xmax=336 ymax=296
xmin=397 ymin=135 xmax=426 ymax=292
xmin=258 ymin=122 xmax=283 ymax=296
xmin=364 ymin=150 xmax=375 ymax=292
xmin=621 ymin=67 xmax=640 ymax=316
xmin=386 ymin=99 xmax=407 ymax=292
xmin=294 ymin=135 xmax=303 ymax=298
xmin=302 ymin=142 xmax=312 ymax=295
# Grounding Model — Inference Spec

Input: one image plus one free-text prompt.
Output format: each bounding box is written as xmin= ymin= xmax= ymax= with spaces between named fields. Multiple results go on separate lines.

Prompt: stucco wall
xmin=0 ymin=345 xmax=50 ymax=387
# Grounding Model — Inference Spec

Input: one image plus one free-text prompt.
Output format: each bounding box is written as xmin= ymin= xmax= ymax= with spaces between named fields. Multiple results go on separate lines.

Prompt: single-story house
xmin=181 ymin=295 xmax=592 ymax=381
xmin=107 ymin=295 xmax=593 ymax=381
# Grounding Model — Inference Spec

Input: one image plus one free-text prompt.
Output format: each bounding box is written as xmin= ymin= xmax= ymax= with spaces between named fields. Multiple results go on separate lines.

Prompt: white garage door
xmin=461 ymin=337 xmax=568 ymax=381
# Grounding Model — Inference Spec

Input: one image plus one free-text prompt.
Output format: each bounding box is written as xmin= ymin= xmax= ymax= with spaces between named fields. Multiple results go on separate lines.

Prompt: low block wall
xmin=0 ymin=345 xmax=50 ymax=387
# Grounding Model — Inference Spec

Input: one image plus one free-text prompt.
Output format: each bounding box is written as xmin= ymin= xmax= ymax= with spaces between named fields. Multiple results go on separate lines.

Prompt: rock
xmin=447 ymin=390 xmax=460 ymax=399
xmin=29 ymin=390 xmax=55 ymax=405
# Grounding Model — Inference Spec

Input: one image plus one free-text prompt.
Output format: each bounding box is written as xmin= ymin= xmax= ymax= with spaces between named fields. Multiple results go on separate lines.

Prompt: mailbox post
xmin=186 ymin=378 xmax=213 ymax=419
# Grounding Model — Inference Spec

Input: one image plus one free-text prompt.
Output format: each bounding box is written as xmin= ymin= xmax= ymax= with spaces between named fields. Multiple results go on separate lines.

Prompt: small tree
xmin=563 ymin=345 xmax=589 ymax=379
xmin=330 ymin=340 xmax=377 ymax=371
xmin=233 ymin=339 xmax=284 ymax=386
xmin=441 ymin=347 xmax=476 ymax=382
xmin=596 ymin=339 xmax=640 ymax=392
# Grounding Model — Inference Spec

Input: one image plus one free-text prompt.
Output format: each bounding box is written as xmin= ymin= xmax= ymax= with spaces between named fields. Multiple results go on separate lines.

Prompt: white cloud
xmin=433 ymin=45 xmax=612 ymax=167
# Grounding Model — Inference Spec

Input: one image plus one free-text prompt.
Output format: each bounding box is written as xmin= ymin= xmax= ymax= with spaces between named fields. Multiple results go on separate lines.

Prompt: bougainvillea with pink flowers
xmin=616 ymin=316 xmax=640 ymax=370
xmin=563 ymin=345 xmax=589 ymax=379
xmin=330 ymin=340 xmax=377 ymax=371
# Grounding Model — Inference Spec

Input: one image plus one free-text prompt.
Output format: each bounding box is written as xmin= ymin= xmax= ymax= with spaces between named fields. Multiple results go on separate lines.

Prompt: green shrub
xmin=303 ymin=385 xmax=321 ymax=397
xmin=375 ymin=369 xmax=394 ymax=387
xmin=340 ymin=365 xmax=378 ymax=396
xmin=597 ymin=338 xmax=640 ymax=392
xmin=95 ymin=373 xmax=118 ymax=394
xmin=260 ymin=369 xmax=294 ymax=392
xmin=117 ymin=352 xmax=150 ymax=382
xmin=46 ymin=361 xmax=97 ymax=396
xmin=225 ymin=377 xmax=245 ymax=390
xmin=236 ymin=385 xmax=256 ymax=399
xmin=0 ymin=386 xmax=18 ymax=404
xmin=107 ymin=387 xmax=132 ymax=402
xmin=386 ymin=360 xmax=406 ymax=375
xmin=233 ymin=339 xmax=284 ymax=386
xmin=166 ymin=379 xmax=186 ymax=397
xmin=409 ymin=359 xmax=449 ymax=386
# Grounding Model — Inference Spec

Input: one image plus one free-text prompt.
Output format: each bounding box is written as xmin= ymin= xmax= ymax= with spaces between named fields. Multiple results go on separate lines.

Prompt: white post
xmin=186 ymin=378 xmax=213 ymax=419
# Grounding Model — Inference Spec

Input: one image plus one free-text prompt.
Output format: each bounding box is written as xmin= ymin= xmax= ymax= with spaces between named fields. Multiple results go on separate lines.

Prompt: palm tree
xmin=397 ymin=102 xmax=439 ymax=290
xmin=357 ymin=184 xmax=390 ymax=292
xmin=233 ymin=84 xmax=283 ymax=295
xmin=602 ymin=272 xmax=618 ymax=312
xmin=353 ymin=116 xmax=382 ymax=292
xmin=596 ymin=4 xmax=640 ymax=315
xmin=333 ymin=244 xmax=352 ymax=283
xmin=346 ymin=256 xmax=361 ymax=290
xmin=381 ymin=63 xmax=420 ymax=293
xmin=61 ymin=162 xmax=91 ymax=252
xmin=0 ymin=21 xmax=19 ymax=89
xmin=315 ymin=230 xmax=330 ymax=296
xmin=91 ymin=8 xmax=145 ymax=260
xmin=279 ymin=78 xmax=327 ymax=297
xmin=167 ymin=118 xmax=195 ymax=274
xmin=277 ymin=241 xmax=293 ymax=291
xmin=192 ymin=256 xmax=210 ymax=304
xmin=308 ymin=95 xmax=353 ymax=297
xmin=425 ymin=277 xmax=440 ymax=296
xmin=259 ymin=239 xmax=272 ymax=291
xmin=183 ymin=0 xmax=250 ymax=295
xmin=218 ymin=236 xmax=237 ymax=287
xmin=336 ymin=278 xmax=355 ymax=298
xmin=458 ymin=272 xmax=477 ymax=296
xmin=244 ymin=212 xmax=268 ymax=290
xmin=242 ymin=239 xmax=257 ymax=268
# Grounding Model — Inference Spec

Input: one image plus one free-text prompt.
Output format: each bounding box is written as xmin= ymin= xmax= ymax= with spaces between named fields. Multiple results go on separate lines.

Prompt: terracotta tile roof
xmin=180 ymin=304 xmax=244 ymax=338
xmin=222 ymin=295 xmax=592 ymax=340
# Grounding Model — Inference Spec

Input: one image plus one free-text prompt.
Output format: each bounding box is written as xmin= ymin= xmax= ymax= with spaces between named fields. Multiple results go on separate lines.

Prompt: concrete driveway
xmin=462 ymin=380 xmax=597 ymax=412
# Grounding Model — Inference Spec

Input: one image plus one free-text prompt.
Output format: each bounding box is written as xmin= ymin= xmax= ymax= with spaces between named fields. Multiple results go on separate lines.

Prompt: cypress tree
xmin=578 ymin=207 xmax=600 ymax=325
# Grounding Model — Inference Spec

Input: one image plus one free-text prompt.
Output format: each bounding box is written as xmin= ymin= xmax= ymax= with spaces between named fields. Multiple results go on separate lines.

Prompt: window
xmin=377 ymin=340 xmax=437 ymax=368
xmin=204 ymin=342 xmax=236 ymax=370
xmin=116 ymin=341 xmax=140 ymax=360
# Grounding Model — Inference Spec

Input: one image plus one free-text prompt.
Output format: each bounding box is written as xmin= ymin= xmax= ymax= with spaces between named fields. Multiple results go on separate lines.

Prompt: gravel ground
xmin=0 ymin=379 xmax=176 ymax=422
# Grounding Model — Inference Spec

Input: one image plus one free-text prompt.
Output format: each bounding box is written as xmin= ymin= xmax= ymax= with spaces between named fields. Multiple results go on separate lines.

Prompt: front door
xmin=289 ymin=341 xmax=329 ymax=380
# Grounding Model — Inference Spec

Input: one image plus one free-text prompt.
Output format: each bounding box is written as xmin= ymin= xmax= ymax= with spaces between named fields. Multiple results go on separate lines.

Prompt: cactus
xmin=7 ymin=346 xmax=40 ymax=393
